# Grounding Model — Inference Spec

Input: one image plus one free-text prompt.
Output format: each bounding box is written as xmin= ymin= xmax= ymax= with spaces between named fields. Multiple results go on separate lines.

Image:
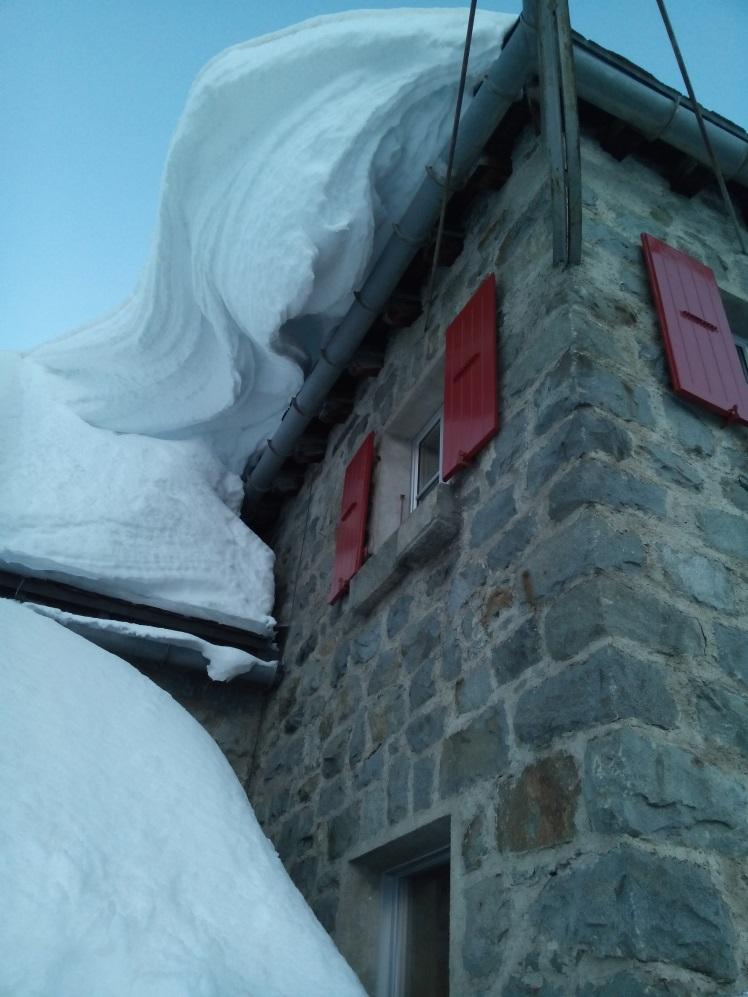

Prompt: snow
xmin=0 ymin=599 xmax=365 ymax=996
xmin=0 ymin=12 xmax=519 ymax=991
xmin=1 ymin=8 xmax=514 ymax=631
xmin=22 ymin=602 xmax=277 ymax=682
xmin=0 ymin=351 xmax=274 ymax=632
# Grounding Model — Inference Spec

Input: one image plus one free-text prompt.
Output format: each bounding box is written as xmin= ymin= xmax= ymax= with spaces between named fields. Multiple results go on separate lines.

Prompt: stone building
xmin=150 ymin=10 xmax=748 ymax=997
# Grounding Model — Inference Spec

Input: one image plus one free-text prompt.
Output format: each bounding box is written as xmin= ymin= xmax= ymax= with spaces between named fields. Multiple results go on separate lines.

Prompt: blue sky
xmin=1 ymin=0 xmax=745 ymax=352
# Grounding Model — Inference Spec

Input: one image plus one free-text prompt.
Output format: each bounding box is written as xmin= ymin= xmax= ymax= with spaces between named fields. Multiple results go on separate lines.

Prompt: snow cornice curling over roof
xmin=0 ymin=10 xmax=515 ymax=637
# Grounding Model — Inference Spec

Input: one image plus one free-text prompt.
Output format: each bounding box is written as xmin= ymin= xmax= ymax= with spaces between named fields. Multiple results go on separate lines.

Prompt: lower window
xmin=378 ymin=847 xmax=450 ymax=997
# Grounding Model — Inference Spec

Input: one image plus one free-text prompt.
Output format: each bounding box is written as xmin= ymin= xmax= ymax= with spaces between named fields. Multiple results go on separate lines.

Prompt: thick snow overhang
xmin=242 ymin=0 xmax=748 ymax=530
xmin=11 ymin=5 xmax=745 ymax=668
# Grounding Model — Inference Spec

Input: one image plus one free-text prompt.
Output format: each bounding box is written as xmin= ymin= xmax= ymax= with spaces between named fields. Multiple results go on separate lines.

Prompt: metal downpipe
xmin=244 ymin=9 xmax=537 ymax=508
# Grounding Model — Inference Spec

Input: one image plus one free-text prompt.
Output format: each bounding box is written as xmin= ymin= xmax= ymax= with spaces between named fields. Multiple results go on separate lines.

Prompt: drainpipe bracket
xmin=266 ymin=438 xmax=290 ymax=460
xmin=353 ymin=289 xmax=379 ymax=313
xmin=392 ymin=222 xmax=425 ymax=248
xmin=425 ymin=164 xmax=462 ymax=192
xmin=480 ymin=73 xmax=522 ymax=103
xmin=645 ymin=93 xmax=682 ymax=144
xmin=290 ymin=395 xmax=312 ymax=418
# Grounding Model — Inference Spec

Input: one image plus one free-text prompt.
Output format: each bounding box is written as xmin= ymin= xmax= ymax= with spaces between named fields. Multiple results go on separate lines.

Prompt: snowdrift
xmin=2 ymin=8 xmax=513 ymax=627
xmin=0 ymin=599 xmax=365 ymax=996
xmin=0 ymin=352 xmax=275 ymax=632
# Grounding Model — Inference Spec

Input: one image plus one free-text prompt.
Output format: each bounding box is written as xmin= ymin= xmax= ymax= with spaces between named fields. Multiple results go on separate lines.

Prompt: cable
xmin=654 ymin=0 xmax=747 ymax=255
xmin=422 ymin=0 xmax=479 ymax=332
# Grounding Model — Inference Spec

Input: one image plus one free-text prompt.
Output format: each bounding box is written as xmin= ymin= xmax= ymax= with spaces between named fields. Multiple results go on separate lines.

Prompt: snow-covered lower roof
xmin=24 ymin=603 xmax=277 ymax=682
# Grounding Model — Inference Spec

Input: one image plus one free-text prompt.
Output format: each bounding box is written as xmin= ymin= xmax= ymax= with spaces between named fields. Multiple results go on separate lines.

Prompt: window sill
xmin=348 ymin=484 xmax=460 ymax=616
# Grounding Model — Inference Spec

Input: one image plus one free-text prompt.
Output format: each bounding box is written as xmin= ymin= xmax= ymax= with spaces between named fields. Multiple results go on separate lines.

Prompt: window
xmin=366 ymin=275 xmax=498 ymax=555
xmin=411 ymin=412 xmax=442 ymax=511
xmin=378 ymin=847 xmax=451 ymax=997
xmin=641 ymin=234 xmax=748 ymax=423
xmin=329 ymin=276 xmax=498 ymax=600
xmin=721 ymin=288 xmax=748 ymax=384
xmin=367 ymin=360 xmax=445 ymax=554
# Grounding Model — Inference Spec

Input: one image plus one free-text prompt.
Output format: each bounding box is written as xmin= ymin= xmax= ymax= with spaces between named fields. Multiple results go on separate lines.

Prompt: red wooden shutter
xmin=328 ymin=432 xmax=375 ymax=604
xmin=441 ymin=275 xmax=499 ymax=481
xmin=641 ymin=233 xmax=748 ymax=424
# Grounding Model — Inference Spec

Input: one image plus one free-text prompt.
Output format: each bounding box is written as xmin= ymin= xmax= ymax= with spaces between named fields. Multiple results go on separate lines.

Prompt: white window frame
xmin=376 ymin=845 xmax=451 ymax=997
xmin=410 ymin=411 xmax=443 ymax=512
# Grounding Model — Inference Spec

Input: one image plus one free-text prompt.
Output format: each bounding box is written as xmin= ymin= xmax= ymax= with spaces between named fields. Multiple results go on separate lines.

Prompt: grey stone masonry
xmin=531 ymin=845 xmax=738 ymax=982
xmin=585 ymin=727 xmax=748 ymax=856
xmin=240 ymin=128 xmax=748 ymax=995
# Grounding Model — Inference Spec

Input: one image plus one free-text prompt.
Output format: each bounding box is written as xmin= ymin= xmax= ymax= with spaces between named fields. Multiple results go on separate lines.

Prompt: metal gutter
xmin=0 ymin=567 xmax=277 ymax=669
xmin=245 ymin=1 xmax=748 ymax=508
xmin=572 ymin=33 xmax=748 ymax=185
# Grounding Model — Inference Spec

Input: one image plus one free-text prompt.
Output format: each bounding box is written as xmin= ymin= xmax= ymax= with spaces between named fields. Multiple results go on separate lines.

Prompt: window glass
xmin=720 ymin=289 xmax=748 ymax=381
xmin=737 ymin=341 xmax=748 ymax=382
xmin=413 ymin=415 xmax=441 ymax=509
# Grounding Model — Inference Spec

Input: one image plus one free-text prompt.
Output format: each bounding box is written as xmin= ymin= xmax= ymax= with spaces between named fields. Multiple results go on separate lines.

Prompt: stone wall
xmin=247 ymin=127 xmax=748 ymax=995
